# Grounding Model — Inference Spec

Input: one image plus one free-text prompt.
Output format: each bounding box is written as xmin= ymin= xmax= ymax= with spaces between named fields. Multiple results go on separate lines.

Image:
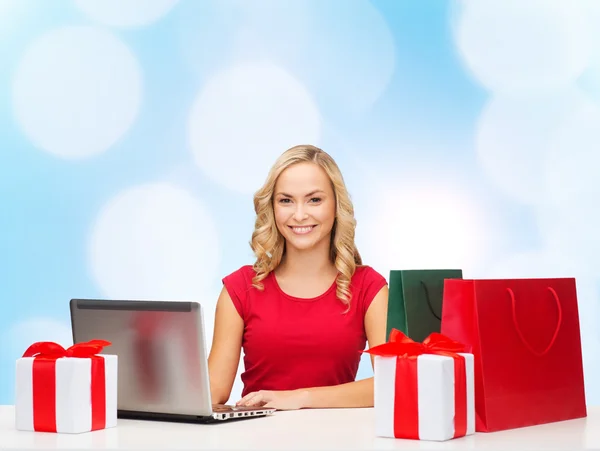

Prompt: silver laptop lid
xmin=70 ymin=299 xmax=213 ymax=417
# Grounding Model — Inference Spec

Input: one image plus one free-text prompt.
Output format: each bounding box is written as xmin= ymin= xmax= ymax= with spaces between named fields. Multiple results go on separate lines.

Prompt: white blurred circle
xmin=359 ymin=181 xmax=491 ymax=279
xmin=178 ymin=0 xmax=395 ymax=114
xmin=73 ymin=0 xmax=179 ymax=28
xmin=455 ymin=0 xmax=591 ymax=92
xmin=475 ymin=88 xmax=588 ymax=205
xmin=535 ymin=99 xmax=600 ymax=269
xmin=12 ymin=26 xmax=141 ymax=159
xmin=89 ymin=183 xmax=220 ymax=300
xmin=543 ymin=101 xmax=600 ymax=206
xmin=536 ymin=200 xmax=600 ymax=270
xmin=1 ymin=318 xmax=72 ymax=403
xmin=188 ymin=62 xmax=321 ymax=194
xmin=3 ymin=318 xmax=73 ymax=362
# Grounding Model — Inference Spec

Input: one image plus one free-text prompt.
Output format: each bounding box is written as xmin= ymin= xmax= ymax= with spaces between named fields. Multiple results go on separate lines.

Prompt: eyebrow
xmin=276 ymin=190 xmax=325 ymax=198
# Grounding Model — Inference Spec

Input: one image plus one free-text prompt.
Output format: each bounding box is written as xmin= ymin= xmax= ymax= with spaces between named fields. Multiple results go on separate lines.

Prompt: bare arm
xmin=207 ymin=286 xmax=244 ymax=405
xmin=299 ymin=284 xmax=389 ymax=409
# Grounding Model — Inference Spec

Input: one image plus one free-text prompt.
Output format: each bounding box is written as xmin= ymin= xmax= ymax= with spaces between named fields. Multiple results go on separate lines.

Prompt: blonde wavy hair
xmin=250 ymin=144 xmax=362 ymax=307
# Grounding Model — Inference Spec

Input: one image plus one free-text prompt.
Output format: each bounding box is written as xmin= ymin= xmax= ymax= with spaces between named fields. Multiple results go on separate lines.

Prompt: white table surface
xmin=0 ymin=404 xmax=598 ymax=450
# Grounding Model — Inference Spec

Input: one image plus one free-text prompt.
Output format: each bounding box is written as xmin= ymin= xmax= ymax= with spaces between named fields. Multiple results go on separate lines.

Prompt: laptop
xmin=70 ymin=298 xmax=275 ymax=423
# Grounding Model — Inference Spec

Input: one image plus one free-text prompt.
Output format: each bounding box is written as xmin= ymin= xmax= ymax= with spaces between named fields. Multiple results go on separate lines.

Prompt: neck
xmin=277 ymin=239 xmax=336 ymax=278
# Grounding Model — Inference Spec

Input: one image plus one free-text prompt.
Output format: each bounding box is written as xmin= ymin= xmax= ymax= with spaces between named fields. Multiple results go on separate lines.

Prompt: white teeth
xmin=291 ymin=226 xmax=314 ymax=234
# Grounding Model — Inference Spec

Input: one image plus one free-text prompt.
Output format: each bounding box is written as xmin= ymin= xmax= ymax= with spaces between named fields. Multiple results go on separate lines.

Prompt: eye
xmin=278 ymin=198 xmax=291 ymax=204
xmin=309 ymin=197 xmax=322 ymax=203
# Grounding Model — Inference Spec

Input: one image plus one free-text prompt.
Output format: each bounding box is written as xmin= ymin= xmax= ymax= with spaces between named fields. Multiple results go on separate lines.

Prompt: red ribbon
xmin=22 ymin=339 xmax=111 ymax=433
xmin=365 ymin=330 xmax=468 ymax=439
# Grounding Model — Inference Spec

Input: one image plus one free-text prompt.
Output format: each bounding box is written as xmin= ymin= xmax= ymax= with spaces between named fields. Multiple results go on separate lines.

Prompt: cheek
xmin=273 ymin=206 xmax=287 ymax=227
xmin=316 ymin=204 xmax=336 ymax=225
xmin=328 ymin=205 xmax=336 ymax=223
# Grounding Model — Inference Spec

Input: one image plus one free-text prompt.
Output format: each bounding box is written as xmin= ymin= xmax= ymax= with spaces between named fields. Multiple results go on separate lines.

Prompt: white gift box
xmin=374 ymin=353 xmax=475 ymax=441
xmin=15 ymin=355 xmax=118 ymax=434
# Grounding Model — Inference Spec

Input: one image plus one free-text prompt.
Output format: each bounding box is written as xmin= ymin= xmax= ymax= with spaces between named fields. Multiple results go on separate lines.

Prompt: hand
xmin=236 ymin=389 xmax=309 ymax=411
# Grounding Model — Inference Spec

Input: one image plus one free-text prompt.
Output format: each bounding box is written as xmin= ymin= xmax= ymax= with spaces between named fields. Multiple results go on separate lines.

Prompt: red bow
xmin=22 ymin=339 xmax=111 ymax=359
xmin=364 ymin=329 xmax=467 ymax=358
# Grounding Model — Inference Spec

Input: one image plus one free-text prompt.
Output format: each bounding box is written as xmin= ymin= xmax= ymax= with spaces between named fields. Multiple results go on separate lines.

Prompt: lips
xmin=289 ymin=225 xmax=316 ymax=235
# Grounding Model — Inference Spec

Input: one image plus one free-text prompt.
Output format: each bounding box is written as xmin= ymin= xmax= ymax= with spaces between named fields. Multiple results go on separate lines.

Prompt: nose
xmin=293 ymin=204 xmax=308 ymax=222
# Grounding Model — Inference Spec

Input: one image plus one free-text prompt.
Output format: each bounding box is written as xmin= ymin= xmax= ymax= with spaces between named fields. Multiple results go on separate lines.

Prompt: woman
xmin=208 ymin=144 xmax=388 ymax=410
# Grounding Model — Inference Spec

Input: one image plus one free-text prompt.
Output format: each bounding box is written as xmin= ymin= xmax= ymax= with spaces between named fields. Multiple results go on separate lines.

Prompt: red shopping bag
xmin=440 ymin=278 xmax=587 ymax=432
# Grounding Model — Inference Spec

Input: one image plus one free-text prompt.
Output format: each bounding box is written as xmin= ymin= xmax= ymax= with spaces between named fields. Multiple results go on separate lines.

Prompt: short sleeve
xmin=358 ymin=266 xmax=388 ymax=316
xmin=222 ymin=265 xmax=254 ymax=321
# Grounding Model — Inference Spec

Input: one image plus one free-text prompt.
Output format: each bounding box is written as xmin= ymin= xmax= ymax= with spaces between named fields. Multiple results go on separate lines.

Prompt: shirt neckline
xmin=270 ymin=271 xmax=338 ymax=302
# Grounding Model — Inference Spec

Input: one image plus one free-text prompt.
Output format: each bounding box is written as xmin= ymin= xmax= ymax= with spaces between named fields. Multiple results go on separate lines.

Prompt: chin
xmin=285 ymin=237 xmax=319 ymax=251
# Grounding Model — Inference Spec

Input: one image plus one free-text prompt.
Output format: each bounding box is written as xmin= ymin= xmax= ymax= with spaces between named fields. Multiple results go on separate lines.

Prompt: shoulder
xmin=222 ymin=264 xmax=262 ymax=298
xmin=352 ymin=265 xmax=388 ymax=286
xmin=351 ymin=265 xmax=388 ymax=314
xmin=222 ymin=265 xmax=260 ymax=321
xmin=223 ymin=264 xmax=257 ymax=286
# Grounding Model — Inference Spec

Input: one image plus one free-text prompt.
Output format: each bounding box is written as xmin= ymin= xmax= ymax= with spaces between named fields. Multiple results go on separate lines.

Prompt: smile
xmin=289 ymin=225 xmax=316 ymax=235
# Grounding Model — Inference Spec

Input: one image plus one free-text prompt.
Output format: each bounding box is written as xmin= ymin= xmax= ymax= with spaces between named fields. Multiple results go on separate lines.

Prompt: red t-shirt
xmin=222 ymin=265 xmax=387 ymax=397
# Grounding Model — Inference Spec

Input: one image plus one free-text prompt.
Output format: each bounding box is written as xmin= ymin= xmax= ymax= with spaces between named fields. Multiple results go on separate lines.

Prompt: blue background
xmin=1 ymin=0 xmax=599 ymax=406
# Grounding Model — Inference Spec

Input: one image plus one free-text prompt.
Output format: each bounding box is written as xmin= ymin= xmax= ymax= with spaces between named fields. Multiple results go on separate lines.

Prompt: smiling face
xmin=273 ymin=161 xmax=336 ymax=253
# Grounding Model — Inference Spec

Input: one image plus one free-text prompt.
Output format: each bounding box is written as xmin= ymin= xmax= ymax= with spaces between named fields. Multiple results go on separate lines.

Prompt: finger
xmin=235 ymin=393 xmax=253 ymax=406
xmin=237 ymin=391 xmax=262 ymax=406
xmin=243 ymin=396 xmax=263 ymax=407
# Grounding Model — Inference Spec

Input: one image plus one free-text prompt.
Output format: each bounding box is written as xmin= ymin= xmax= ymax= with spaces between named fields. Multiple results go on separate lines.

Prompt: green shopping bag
xmin=386 ymin=269 xmax=463 ymax=342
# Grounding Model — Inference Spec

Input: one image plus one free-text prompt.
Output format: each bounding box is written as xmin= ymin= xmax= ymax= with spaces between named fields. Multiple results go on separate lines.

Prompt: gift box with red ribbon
xmin=15 ymin=339 xmax=117 ymax=434
xmin=365 ymin=329 xmax=475 ymax=441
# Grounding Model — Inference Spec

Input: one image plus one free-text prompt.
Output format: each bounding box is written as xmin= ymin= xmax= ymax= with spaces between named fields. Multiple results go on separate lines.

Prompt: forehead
xmin=275 ymin=162 xmax=332 ymax=193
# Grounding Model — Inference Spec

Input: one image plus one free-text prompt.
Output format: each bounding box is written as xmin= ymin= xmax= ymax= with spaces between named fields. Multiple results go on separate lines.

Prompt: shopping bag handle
xmin=420 ymin=281 xmax=442 ymax=321
xmin=507 ymin=286 xmax=562 ymax=357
